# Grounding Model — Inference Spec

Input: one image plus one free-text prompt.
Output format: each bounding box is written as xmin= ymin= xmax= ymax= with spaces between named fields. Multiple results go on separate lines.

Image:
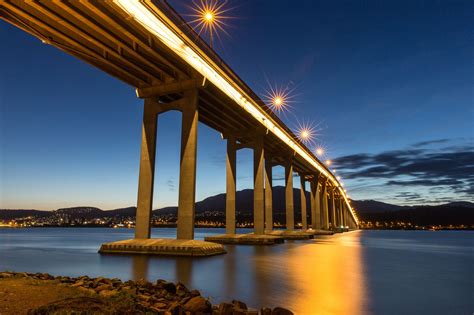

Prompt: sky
xmin=0 ymin=0 xmax=472 ymax=210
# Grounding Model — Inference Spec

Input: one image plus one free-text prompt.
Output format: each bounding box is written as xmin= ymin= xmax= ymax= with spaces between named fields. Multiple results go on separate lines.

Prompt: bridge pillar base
xmin=266 ymin=230 xmax=314 ymax=240
xmin=205 ymin=233 xmax=284 ymax=245
xmin=99 ymin=238 xmax=226 ymax=256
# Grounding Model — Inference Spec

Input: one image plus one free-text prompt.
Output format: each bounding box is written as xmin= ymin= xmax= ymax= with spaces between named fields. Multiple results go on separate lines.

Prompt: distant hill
xmin=360 ymin=204 xmax=474 ymax=226
xmin=0 ymin=209 xmax=50 ymax=220
xmin=349 ymin=200 xmax=409 ymax=214
xmin=1 ymin=187 xmax=473 ymax=226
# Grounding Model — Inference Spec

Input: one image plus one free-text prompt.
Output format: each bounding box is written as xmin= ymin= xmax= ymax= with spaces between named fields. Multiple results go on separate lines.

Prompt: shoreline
xmin=0 ymin=271 xmax=293 ymax=315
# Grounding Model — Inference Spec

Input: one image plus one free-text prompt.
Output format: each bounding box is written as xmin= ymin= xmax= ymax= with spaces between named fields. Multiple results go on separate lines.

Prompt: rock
xmin=0 ymin=272 xmax=14 ymax=278
xmin=184 ymin=296 xmax=212 ymax=313
xmin=120 ymin=286 xmax=137 ymax=295
xmin=163 ymin=281 xmax=177 ymax=294
xmin=272 ymin=307 xmax=294 ymax=315
xmin=95 ymin=284 xmax=112 ymax=292
xmin=190 ymin=289 xmax=201 ymax=297
xmin=168 ymin=301 xmax=185 ymax=315
xmin=137 ymin=294 xmax=152 ymax=302
xmin=218 ymin=302 xmax=234 ymax=315
xmin=98 ymin=289 xmax=118 ymax=298
xmin=71 ymin=280 xmax=84 ymax=287
xmin=77 ymin=286 xmax=96 ymax=295
xmin=152 ymin=302 xmax=168 ymax=309
xmin=232 ymin=300 xmax=248 ymax=310
xmin=179 ymin=296 xmax=191 ymax=305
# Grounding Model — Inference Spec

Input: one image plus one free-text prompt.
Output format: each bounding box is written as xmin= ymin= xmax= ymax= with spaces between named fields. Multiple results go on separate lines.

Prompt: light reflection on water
xmin=0 ymin=228 xmax=472 ymax=314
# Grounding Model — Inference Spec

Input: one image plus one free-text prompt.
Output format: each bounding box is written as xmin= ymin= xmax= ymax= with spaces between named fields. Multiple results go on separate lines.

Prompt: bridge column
xmin=135 ymin=98 xmax=158 ymax=239
xmin=300 ymin=175 xmax=307 ymax=230
xmin=310 ymin=178 xmax=321 ymax=230
xmin=264 ymin=158 xmax=273 ymax=232
xmin=321 ymin=181 xmax=329 ymax=230
xmin=339 ymin=197 xmax=345 ymax=228
xmin=331 ymin=189 xmax=337 ymax=230
xmin=285 ymin=164 xmax=294 ymax=231
xmin=253 ymin=137 xmax=265 ymax=235
xmin=177 ymin=90 xmax=199 ymax=240
xmin=226 ymin=136 xmax=237 ymax=234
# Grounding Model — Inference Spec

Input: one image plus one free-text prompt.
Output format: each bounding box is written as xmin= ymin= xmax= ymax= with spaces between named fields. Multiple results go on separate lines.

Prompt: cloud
xmin=334 ymin=139 xmax=474 ymax=203
xmin=411 ymin=139 xmax=450 ymax=148
xmin=166 ymin=179 xmax=175 ymax=191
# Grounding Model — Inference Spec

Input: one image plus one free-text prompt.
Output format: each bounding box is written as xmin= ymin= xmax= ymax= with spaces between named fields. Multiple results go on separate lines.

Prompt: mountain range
xmin=1 ymin=186 xmax=473 ymax=226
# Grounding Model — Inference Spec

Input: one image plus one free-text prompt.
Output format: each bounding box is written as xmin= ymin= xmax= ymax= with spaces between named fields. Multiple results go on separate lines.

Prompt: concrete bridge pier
xmin=310 ymin=179 xmax=320 ymax=230
xmin=321 ymin=181 xmax=330 ymax=230
xmin=300 ymin=175 xmax=307 ymax=230
xmin=253 ymin=136 xmax=266 ymax=235
xmin=331 ymin=189 xmax=338 ymax=231
xmin=205 ymin=136 xmax=283 ymax=245
xmin=134 ymin=98 xmax=158 ymax=240
xmin=225 ymin=136 xmax=237 ymax=235
xmin=177 ymin=89 xmax=199 ymax=240
xmin=100 ymin=85 xmax=226 ymax=256
xmin=264 ymin=158 xmax=273 ymax=232
xmin=285 ymin=163 xmax=295 ymax=232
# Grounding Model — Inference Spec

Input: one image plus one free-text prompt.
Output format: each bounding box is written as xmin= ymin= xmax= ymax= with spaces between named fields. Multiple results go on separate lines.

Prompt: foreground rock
xmin=0 ymin=271 xmax=293 ymax=315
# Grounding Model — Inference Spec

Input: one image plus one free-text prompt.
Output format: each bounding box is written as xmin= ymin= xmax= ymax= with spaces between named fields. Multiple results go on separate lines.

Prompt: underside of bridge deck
xmin=1 ymin=0 xmax=359 ymax=255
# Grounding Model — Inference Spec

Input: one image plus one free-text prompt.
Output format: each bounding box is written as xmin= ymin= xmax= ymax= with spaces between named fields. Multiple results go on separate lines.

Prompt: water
xmin=0 ymin=228 xmax=472 ymax=314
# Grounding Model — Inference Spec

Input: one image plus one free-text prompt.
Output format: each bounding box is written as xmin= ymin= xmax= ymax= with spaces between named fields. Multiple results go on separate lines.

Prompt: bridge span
xmin=1 ymin=0 xmax=359 ymax=256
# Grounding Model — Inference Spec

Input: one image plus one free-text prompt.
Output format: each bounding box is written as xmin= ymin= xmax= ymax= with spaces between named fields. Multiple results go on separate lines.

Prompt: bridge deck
xmin=0 ymin=0 xmax=358 ymax=222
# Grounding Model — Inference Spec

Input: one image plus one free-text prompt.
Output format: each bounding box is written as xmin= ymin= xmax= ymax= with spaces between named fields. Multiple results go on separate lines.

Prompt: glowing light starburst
xmin=296 ymin=126 xmax=314 ymax=144
xmin=187 ymin=0 xmax=234 ymax=48
xmin=263 ymin=81 xmax=297 ymax=114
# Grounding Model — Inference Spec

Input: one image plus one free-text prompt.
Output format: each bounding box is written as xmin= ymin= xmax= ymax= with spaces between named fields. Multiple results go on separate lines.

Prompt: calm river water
xmin=0 ymin=228 xmax=472 ymax=314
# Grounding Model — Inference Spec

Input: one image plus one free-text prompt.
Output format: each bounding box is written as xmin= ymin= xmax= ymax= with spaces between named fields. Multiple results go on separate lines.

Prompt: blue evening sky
xmin=1 ymin=0 xmax=472 ymax=210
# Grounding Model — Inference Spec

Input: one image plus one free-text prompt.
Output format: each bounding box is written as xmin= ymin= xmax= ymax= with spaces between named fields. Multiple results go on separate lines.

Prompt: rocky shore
xmin=0 ymin=271 xmax=293 ymax=315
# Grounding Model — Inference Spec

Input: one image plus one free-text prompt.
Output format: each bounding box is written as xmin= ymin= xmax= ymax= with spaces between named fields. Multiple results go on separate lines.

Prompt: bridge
xmin=1 ymin=0 xmax=359 ymax=256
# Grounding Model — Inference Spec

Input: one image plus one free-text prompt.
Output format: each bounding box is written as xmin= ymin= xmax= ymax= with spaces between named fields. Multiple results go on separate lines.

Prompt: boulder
xmin=0 ymin=272 xmax=14 ymax=278
xmin=95 ymin=284 xmax=112 ymax=292
xmin=184 ymin=296 xmax=212 ymax=313
xmin=232 ymin=300 xmax=248 ymax=310
xmin=98 ymin=289 xmax=118 ymax=298
xmin=190 ymin=289 xmax=201 ymax=297
xmin=163 ymin=281 xmax=177 ymax=294
xmin=71 ymin=280 xmax=84 ymax=287
xmin=168 ymin=301 xmax=185 ymax=315
xmin=218 ymin=302 xmax=234 ymax=315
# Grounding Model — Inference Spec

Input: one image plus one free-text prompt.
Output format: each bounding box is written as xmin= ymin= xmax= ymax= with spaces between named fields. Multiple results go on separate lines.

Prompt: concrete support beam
xmin=225 ymin=136 xmax=237 ymax=234
xmin=285 ymin=164 xmax=295 ymax=231
xmin=135 ymin=98 xmax=158 ymax=239
xmin=177 ymin=90 xmax=199 ymax=240
xmin=253 ymin=137 xmax=265 ymax=235
xmin=331 ymin=189 xmax=337 ymax=230
xmin=300 ymin=175 xmax=307 ymax=230
xmin=264 ymin=159 xmax=273 ymax=232
xmin=310 ymin=179 xmax=321 ymax=230
xmin=339 ymin=198 xmax=344 ymax=228
xmin=321 ymin=181 xmax=329 ymax=230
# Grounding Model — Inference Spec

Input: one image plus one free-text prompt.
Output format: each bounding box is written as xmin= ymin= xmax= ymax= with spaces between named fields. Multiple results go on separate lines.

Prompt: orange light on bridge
xmin=188 ymin=0 xmax=233 ymax=48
